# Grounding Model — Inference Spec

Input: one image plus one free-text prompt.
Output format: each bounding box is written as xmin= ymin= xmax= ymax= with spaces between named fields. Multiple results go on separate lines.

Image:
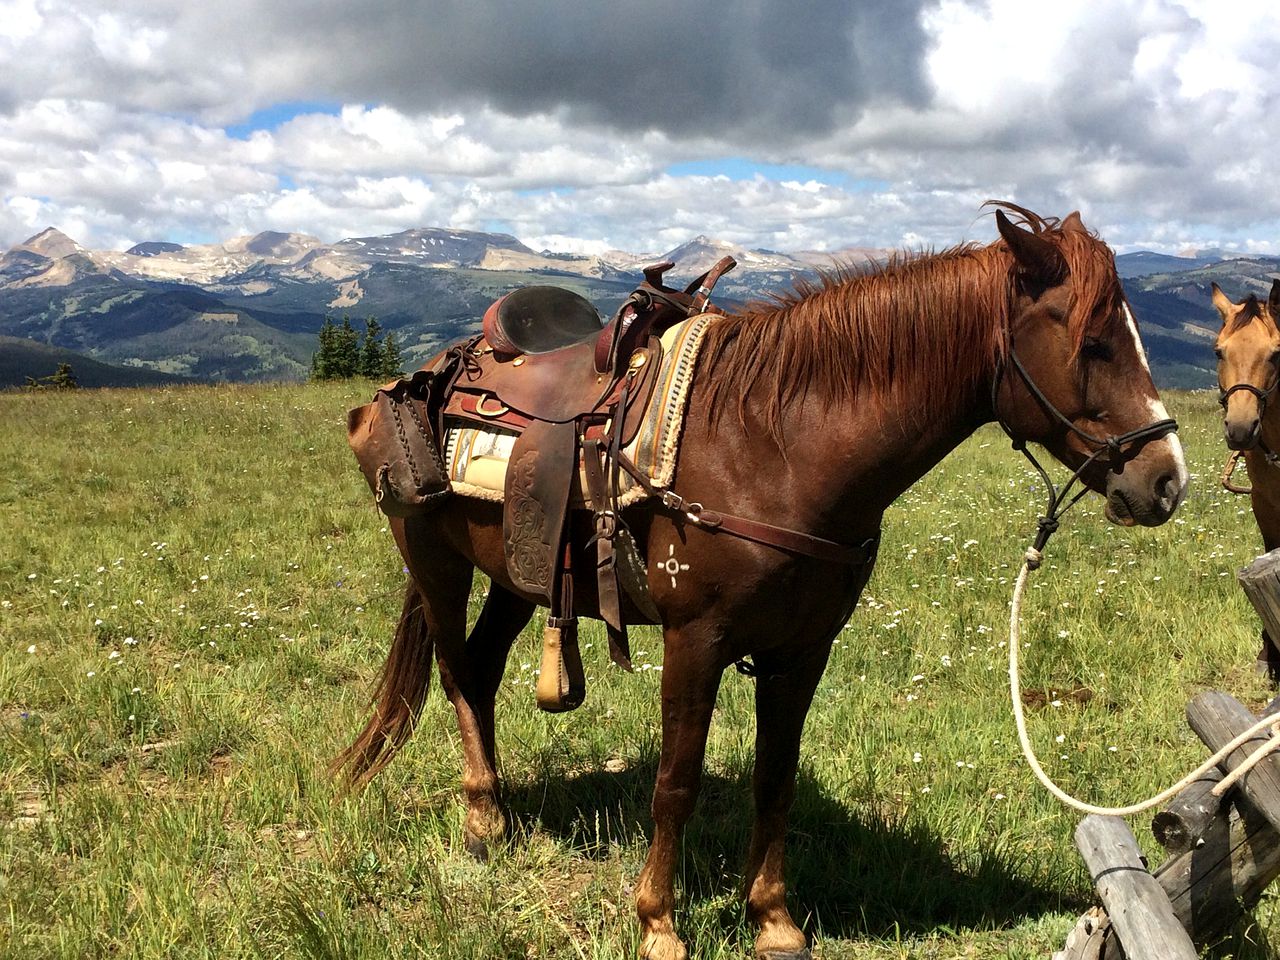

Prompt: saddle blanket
xmin=442 ymin=312 xmax=715 ymax=507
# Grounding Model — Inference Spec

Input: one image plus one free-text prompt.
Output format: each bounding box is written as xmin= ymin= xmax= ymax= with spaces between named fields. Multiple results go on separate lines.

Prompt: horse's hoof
xmin=463 ymin=832 xmax=490 ymax=862
xmin=638 ymin=931 xmax=687 ymax=960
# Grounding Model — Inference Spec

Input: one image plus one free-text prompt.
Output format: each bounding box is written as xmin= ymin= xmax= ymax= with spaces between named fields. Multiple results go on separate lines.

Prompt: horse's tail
xmin=331 ymin=581 xmax=434 ymax=789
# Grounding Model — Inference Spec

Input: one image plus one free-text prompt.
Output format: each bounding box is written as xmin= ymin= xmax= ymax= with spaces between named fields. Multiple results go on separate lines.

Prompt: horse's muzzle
xmin=1224 ymin=417 xmax=1262 ymax=451
xmin=1103 ymin=437 xmax=1188 ymax=527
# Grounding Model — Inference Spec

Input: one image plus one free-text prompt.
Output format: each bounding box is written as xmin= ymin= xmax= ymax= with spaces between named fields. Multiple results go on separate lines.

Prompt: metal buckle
xmin=595 ymin=509 xmax=617 ymax=539
xmin=683 ymin=501 xmax=709 ymax=524
xmin=474 ymin=395 xmax=510 ymax=417
xmin=660 ymin=490 xmax=715 ymax=525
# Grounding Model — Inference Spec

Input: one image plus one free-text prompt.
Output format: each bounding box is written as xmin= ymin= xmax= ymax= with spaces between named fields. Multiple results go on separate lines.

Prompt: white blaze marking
xmin=1167 ymin=430 xmax=1190 ymax=495
xmin=1121 ymin=302 xmax=1189 ymax=494
xmin=1121 ymin=302 xmax=1169 ymax=419
xmin=1122 ymin=302 xmax=1154 ymax=377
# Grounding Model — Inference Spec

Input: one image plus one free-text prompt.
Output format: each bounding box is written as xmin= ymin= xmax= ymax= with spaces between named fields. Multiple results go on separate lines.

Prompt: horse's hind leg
xmin=390 ymin=540 xmax=526 ymax=858
xmin=743 ymin=642 xmax=833 ymax=960
xmin=442 ymin=583 xmax=535 ymax=857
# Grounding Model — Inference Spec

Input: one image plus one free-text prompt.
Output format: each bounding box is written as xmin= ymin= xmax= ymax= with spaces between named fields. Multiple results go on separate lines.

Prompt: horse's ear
xmin=996 ymin=208 xmax=1068 ymax=285
xmin=1062 ymin=211 xmax=1085 ymax=232
xmin=1269 ymin=278 xmax=1280 ymax=319
xmin=1211 ymin=282 xmax=1235 ymax=322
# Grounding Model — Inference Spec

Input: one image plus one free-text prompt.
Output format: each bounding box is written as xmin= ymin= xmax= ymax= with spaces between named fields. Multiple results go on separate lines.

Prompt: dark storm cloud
xmin=204 ymin=0 xmax=934 ymax=142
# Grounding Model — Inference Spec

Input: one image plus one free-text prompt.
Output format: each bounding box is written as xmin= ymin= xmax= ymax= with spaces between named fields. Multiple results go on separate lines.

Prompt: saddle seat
xmin=483 ymin=286 xmax=606 ymax=358
xmin=449 ymin=331 xmax=659 ymax=428
xmin=473 ymin=269 xmax=688 ymax=424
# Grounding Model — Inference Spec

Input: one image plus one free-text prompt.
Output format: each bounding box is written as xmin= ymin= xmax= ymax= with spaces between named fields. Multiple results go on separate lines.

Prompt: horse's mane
xmin=698 ymin=202 xmax=1125 ymax=440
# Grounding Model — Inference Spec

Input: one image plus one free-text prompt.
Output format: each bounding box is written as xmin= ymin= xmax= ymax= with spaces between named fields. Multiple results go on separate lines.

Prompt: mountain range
xmin=0 ymin=223 xmax=1271 ymax=389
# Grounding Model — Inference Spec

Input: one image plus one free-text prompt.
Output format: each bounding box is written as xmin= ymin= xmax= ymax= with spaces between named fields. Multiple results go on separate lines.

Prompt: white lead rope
xmin=1010 ymin=548 xmax=1280 ymax=817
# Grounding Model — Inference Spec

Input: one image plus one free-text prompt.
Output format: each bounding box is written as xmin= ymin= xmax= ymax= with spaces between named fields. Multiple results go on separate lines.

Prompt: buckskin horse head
xmin=336 ymin=202 xmax=1187 ymax=960
xmin=1213 ymin=280 xmax=1280 ymax=451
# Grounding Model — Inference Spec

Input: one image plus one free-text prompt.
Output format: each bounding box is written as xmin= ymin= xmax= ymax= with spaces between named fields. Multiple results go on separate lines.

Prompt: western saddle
xmin=355 ymin=256 xmax=737 ymax=712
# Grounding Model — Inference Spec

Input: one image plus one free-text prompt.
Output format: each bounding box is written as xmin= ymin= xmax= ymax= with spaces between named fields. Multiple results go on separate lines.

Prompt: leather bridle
xmin=993 ymin=338 xmax=1179 ymax=553
xmin=1219 ymin=379 xmax=1279 ymax=414
xmin=1218 ymin=377 xmax=1280 ymax=474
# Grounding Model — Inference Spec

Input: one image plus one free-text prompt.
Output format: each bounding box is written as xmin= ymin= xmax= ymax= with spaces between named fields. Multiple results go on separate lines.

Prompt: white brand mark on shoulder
xmin=654 ymin=544 xmax=690 ymax=588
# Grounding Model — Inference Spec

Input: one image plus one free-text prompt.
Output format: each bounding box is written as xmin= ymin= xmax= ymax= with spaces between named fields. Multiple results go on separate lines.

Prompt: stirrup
xmin=536 ymin=617 xmax=586 ymax=712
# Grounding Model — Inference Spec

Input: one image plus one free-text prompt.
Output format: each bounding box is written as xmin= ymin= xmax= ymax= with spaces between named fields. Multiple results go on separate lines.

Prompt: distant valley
xmin=0 ymin=223 xmax=1272 ymax=389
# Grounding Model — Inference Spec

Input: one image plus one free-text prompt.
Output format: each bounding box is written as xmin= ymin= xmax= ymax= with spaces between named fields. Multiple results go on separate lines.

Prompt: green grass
xmin=2 ymin=383 xmax=1278 ymax=958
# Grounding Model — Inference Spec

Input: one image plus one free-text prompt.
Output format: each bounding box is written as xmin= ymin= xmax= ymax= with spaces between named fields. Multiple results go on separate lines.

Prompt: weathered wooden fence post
xmin=1238 ymin=550 xmax=1280 ymax=644
xmin=1075 ymin=816 xmax=1198 ymax=960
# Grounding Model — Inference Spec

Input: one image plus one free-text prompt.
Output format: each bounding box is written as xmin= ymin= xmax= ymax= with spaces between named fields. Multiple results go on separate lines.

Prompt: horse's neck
xmin=743 ymin=349 xmax=995 ymax=537
xmin=837 ymin=379 xmax=992 ymax=504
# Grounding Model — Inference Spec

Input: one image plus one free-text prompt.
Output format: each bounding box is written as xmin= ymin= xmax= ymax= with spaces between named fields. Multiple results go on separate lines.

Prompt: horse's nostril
xmin=1226 ymin=420 xmax=1262 ymax=450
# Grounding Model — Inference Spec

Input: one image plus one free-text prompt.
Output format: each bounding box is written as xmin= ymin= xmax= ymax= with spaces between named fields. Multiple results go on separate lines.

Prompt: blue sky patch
xmin=665 ymin=158 xmax=883 ymax=190
xmin=514 ymin=186 xmax=571 ymax=198
xmin=225 ymin=102 xmax=343 ymax=140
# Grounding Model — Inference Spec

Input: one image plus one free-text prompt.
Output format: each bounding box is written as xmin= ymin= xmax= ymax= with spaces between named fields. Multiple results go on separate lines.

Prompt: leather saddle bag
xmin=348 ymin=369 xmax=452 ymax=517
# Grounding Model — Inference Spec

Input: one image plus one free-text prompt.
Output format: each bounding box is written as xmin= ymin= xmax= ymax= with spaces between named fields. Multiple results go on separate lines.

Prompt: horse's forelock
xmin=989 ymin=200 xmax=1126 ymax=358
xmin=1050 ymin=224 xmax=1126 ymax=361
xmin=1228 ymin=295 xmax=1265 ymax=334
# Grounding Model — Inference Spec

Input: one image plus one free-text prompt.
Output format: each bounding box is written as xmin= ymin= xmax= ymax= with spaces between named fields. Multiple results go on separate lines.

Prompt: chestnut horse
xmin=336 ymin=205 xmax=1188 ymax=960
xmin=1213 ymin=279 xmax=1280 ymax=675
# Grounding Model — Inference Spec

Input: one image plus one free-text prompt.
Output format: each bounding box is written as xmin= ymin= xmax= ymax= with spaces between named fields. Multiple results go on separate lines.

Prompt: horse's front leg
xmin=743 ymin=641 xmax=833 ymax=960
xmin=635 ymin=626 xmax=724 ymax=960
xmin=1248 ymin=471 xmax=1280 ymax=679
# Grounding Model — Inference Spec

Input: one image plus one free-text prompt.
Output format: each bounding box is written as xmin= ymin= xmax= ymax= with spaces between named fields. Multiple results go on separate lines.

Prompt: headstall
xmin=992 ymin=340 xmax=1178 ymax=553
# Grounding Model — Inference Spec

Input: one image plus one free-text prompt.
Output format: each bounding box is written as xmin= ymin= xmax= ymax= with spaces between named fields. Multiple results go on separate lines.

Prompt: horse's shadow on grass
xmin=502 ymin=753 xmax=1076 ymax=941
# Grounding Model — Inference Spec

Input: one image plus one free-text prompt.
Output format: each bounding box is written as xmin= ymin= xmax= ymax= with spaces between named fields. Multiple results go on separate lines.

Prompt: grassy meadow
xmin=2 ymin=382 xmax=1278 ymax=959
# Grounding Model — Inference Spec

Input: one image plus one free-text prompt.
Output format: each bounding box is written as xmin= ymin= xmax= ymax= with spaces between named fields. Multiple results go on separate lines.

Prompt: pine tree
xmin=378 ymin=331 xmax=403 ymax=380
xmin=359 ymin=317 xmax=384 ymax=379
xmin=25 ymin=363 xmax=79 ymax=391
xmin=333 ymin=316 xmax=361 ymax=379
xmin=310 ymin=314 xmax=399 ymax=382
xmin=310 ymin=318 xmax=338 ymax=381
xmin=49 ymin=362 xmax=77 ymax=389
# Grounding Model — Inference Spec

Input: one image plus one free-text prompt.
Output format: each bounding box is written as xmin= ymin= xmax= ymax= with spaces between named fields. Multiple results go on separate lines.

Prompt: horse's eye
xmin=1271 ymin=351 xmax=1280 ymax=365
xmin=1081 ymin=337 xmax=1113 ymax=362
xmin=1215 ymin=348 xmax=1224 ymax=360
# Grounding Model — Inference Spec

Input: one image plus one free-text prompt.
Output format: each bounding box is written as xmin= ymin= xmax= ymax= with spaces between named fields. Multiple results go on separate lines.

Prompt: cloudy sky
xmin=0 ymin=0 xmax=1276 ymax=256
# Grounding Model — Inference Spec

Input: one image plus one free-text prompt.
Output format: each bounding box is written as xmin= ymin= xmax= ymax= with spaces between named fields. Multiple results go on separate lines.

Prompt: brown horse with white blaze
xmin=1213 ymin=279 xmax=1280 ymax=674
xmin=335 ymin=204 xmax=1188 ymax=960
